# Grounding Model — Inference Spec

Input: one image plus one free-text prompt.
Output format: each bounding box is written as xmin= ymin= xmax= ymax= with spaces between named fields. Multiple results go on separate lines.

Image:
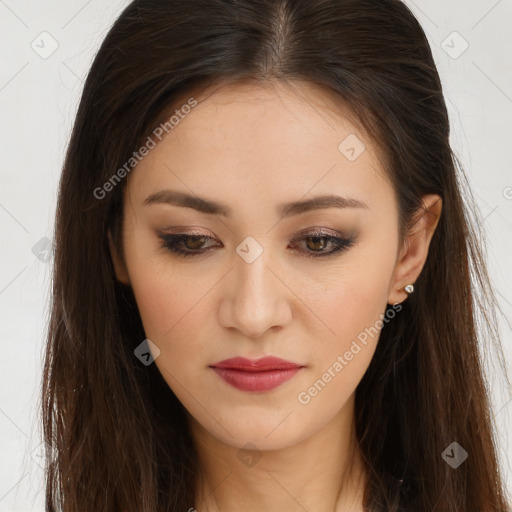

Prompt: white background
xmin=0 ymin=1 xmax=511 ymax=510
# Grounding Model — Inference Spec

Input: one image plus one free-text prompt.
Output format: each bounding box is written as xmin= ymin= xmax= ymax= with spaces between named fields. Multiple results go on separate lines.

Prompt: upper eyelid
xmin=157 ymin=226 xmax=348 ymax=239
xmin=157 ymin=230 xmax=356 ymax=261
xmin=158 ymin=231 xmax=354 ymax=250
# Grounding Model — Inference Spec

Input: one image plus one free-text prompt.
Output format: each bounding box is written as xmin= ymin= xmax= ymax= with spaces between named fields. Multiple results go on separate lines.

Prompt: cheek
xmin=127 ymin=254 xmax=217 ymax=379
xmin=301 ymin=286 xmax=384 ymax=402
xmin=130 ymin=268 xmax=206 ymax=348
xmin=129 ymin=274 xmax=209 ymax=400
xmin=309 ymin=251 xmax=394 ymax=341
xmin=123 ymin=228 xmax=207 ymax=340
xmin=300 ymin=245 xmax=397 ymax=396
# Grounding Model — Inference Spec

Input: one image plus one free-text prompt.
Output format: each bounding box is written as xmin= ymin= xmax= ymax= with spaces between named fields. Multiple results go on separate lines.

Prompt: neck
xmin=189 ymin=394 xmax=367 ymax=512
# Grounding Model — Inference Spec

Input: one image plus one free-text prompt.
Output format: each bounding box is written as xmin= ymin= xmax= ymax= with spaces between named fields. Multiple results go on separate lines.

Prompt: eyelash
xmin=157 ymin=230 xmax=355 ymax=259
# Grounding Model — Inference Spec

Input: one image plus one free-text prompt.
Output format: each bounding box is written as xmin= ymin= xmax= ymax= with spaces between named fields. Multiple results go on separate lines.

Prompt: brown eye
xmin=183 ymin=235 xmax=210 ymax=250
xmin=289 ymin=231 xmax=355 ymax=258
xmin=158 ymin=234 xmax=220 ymax=257
xmin=304 ymin=236 xmax=329 ymax=252
xmin=158 ymin=230 xmax=355 ymax=259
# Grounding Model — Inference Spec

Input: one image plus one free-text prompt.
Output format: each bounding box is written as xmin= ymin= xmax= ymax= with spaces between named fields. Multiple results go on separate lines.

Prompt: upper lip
xmin=210 ymin=356 xmax=304 ymax=372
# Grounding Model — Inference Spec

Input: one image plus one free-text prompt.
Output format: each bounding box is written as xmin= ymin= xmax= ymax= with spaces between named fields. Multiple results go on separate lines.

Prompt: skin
xmin=109 ymin=79 xmax=442 ymax=512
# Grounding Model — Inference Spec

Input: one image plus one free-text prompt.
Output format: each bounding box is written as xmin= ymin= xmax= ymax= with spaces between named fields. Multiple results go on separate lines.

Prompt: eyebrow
xmin=143 ymin=189 xmax=369 ymax=217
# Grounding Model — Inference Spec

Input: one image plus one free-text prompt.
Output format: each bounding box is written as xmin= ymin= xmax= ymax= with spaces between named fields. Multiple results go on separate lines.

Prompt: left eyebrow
xmin=143 ymin=189 xmax=370 ymax=217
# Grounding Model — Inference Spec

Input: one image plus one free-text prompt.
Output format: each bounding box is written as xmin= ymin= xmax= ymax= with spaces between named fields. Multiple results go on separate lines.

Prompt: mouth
xmin=209 ymin=356 xmax=305 ymax=392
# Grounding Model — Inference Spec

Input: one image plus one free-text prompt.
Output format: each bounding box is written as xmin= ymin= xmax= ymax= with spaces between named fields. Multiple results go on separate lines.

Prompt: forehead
xmin=177 ymin=79 xmax=368 ymax=142
xmin=126 ymin=79 xmax=393 ymax=212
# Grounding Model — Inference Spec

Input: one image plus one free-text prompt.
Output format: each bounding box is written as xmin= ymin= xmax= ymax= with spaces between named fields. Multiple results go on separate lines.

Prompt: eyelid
xmin=159 ymin=226 xmax=347 ymax=238
xmin=159 ymin=226 xmax=215 ymax=236
xmin=156 ymin=227 xmax=356 ymax=259
xmin=291 ymin=226 xmax=346 ymax=239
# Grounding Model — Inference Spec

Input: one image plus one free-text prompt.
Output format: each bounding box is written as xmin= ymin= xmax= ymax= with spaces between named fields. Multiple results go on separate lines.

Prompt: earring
xmin=404 ymin=284 xmax=414 ymax=294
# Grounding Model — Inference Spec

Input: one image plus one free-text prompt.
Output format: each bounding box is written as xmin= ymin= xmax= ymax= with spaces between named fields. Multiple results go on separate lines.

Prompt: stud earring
xmin=404 ymin=284 xmax=414 ymax=294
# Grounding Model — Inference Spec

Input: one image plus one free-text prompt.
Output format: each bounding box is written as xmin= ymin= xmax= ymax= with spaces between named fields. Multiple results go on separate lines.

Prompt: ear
xmin=388 ymin=194 xmax=442 ymax=305
xmin=108 ymin=229 xmax=130 ymax=285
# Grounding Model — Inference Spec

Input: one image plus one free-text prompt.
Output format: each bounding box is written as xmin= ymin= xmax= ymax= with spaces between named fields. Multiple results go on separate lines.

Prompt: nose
xmin=218 ymin=242 xmax=293 ymax=339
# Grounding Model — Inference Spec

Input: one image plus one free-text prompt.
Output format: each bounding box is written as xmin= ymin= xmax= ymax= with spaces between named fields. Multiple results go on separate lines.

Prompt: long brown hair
xmin=41 ymin=0 xmax=511 ymax=510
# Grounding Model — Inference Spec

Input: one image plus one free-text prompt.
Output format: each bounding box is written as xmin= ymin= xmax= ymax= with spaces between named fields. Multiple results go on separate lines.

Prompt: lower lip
xmin=212 ymin=367 xmax=302 ymax=392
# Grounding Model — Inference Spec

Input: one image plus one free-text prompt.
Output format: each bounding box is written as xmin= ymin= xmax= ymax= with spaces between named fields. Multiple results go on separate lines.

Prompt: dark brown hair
xmin=42 ymin=0 xmax=511 ymax=510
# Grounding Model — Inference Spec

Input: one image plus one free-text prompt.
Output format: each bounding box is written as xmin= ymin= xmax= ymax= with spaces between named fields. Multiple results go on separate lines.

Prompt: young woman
xmin=42 ymin=0 xmax=511 ymax=510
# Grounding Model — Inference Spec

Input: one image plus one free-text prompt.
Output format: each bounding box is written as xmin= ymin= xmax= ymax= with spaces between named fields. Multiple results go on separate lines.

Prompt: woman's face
xmin=111 ymin=80 xmax=412 ymax=451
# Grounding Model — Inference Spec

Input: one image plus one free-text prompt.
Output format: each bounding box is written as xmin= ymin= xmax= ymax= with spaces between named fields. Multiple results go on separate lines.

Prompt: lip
xmin=211 ymin=356 xmax=303 ymax=371
xmin=210 ymin=356 xmax=305 ymax=392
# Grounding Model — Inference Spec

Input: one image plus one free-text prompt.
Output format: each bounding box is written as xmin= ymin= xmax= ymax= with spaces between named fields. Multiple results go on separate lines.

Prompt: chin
xmin=192 ymin=409 xmax=317 ymax=452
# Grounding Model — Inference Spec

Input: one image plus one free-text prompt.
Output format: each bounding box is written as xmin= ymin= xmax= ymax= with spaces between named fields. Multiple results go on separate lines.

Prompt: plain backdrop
xmin=0 ymin=1 xmax=511 ymax=510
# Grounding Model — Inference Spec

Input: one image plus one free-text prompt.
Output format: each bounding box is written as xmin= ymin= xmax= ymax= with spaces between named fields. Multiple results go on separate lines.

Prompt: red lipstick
xmin=210 ymin=356 xmax=304 ymax=392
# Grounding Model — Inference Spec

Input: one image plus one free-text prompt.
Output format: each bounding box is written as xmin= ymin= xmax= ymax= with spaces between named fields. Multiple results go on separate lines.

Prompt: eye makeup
xmin=156 ymin=227 xmax=357 ymax=259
